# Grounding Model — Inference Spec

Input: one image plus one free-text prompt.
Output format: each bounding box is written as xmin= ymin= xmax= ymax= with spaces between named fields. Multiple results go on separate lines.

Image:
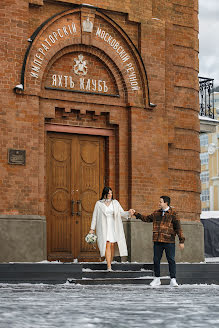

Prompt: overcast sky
xmin=199 ymin=0 xmax=219 ymax=86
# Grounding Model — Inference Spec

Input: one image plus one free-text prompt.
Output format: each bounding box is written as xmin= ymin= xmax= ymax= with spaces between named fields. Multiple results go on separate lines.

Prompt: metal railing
xmin=199 ymin=77 xmax=214 ymax=119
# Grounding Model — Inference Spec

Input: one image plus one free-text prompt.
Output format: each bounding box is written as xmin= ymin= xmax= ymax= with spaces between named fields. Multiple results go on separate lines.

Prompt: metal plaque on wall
xmin=8 ymin=149 xmax=26 ymax=165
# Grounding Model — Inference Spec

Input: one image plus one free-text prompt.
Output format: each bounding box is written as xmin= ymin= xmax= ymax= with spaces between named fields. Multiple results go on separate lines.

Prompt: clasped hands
xmin=128 ymin=209 xmax=136 ymax=216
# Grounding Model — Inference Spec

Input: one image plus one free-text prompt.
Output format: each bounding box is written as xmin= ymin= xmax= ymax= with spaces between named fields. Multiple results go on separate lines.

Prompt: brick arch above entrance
xmin=21 ymin=5 xmax=154 ymax=109
xmin=41 ymin=44 xmax=127 ymax=105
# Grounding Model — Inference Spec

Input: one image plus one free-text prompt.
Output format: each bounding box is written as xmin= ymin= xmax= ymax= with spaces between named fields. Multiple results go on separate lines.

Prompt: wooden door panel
xmin=47 ymin=135 xmax=73 ymax=260
xmin=80 ymin=140 xmax=100 ymax=256
xmin=75 ymin=136 xmax=104 ymax=260
xmin=47 ymin=133 xmax=105 ymax=262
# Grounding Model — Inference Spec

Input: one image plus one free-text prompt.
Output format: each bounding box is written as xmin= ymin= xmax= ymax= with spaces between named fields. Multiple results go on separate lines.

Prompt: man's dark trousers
xmin=153 ymin=242 xmax=176 ymax=278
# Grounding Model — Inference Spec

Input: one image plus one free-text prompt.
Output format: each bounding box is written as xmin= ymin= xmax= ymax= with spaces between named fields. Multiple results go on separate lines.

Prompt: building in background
xmin=0 ymin=0 xmax=203 ymax=263
xmin=200 ymin=88 xmax=219 ymax=211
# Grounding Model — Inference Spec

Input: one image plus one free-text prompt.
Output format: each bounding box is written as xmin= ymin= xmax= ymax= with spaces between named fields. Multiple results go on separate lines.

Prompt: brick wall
xmin=0 ymin=0 xmax=200 ymax=222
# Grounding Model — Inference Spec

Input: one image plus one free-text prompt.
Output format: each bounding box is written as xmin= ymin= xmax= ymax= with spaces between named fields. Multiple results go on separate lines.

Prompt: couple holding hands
xmin=89 ymin=186 xmax=185 ymax=287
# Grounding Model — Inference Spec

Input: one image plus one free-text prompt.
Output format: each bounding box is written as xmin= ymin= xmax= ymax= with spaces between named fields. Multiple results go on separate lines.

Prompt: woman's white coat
xmin=90 ymin=199 xmax=129 ymax=257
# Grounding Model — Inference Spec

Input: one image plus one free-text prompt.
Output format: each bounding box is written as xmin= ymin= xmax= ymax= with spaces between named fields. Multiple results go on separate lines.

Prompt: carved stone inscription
xmin=45 ymin=52 xmax=118 ymax=95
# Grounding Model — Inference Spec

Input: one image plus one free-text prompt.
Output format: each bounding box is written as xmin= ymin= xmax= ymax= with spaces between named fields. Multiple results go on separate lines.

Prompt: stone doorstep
xmin=82 ymin=270 xmax=154 ymax=279
xmin=76 ymin=262 xmax=219 ymax=285
xmin=76 ymin=262 xmax=157 ymax=285
xmin=0 ymin=262 xmax=219 ymax=284
xmin=82 ymin=262 xmax=154 ymax=271
xmin=0 ymin=263 xmax=82 ymax=273
xmin=0 ymin=263 xmax=82 ymax=283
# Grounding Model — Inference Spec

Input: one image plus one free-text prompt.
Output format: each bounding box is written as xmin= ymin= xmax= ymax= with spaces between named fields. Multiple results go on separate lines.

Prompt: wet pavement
xmin=0 ymin=283 xmax=219 ymax=328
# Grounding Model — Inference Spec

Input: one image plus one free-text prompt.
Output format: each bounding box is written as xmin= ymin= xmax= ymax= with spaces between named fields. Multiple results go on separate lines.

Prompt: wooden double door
xmin=46 ymin=133 xmax=105 ymax=262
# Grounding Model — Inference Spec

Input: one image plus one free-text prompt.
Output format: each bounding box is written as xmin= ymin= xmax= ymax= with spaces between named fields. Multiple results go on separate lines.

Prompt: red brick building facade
xmin=0 ymin=0 xmax=204 ymax=262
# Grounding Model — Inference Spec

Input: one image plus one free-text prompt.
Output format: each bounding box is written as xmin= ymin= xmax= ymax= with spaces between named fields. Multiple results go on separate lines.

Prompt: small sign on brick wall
xmin=8 ymin=149 xmax=26 ymax=165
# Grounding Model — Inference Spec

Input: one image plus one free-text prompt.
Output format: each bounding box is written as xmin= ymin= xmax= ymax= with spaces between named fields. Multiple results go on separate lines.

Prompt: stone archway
xmin=20 ymin=5 xmax=153 ymax=109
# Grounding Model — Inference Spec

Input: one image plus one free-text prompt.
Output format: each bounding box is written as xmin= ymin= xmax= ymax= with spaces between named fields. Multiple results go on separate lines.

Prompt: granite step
xmin=0 ymin=263 xmax=82 ymax=283
xmin=82 ymin=262 xmax=154 ymax=271
xmin=82 ymin=269 xmax=154 ymax=279
xmin=1 ymin=262 xmax=218 ymax=285
xmin=67 ymin=262 xmax=156 ymax=285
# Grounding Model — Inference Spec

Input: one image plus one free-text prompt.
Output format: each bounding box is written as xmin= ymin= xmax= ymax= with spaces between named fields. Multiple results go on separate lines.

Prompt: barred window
xmin=200 ymin=189 xmax=210 ymax=202
xmin=200 ymin=134 xmax=208 ymax=147
xmin=200 ymin=171 xmax=209 ymax=183
xmin=200 ymin=152 xmax=209 ymax=165
xmin=202 ymin=207 xmax=210 ymax=211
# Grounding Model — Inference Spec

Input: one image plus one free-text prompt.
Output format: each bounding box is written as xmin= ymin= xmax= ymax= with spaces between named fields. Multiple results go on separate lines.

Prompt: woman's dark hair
xmin=100 ymin=187 xmax=113 ymax=200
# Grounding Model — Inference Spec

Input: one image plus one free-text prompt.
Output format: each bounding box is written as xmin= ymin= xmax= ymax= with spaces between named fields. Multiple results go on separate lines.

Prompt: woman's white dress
xmin=105 ymin=202 xmax=117 ymax=243
xmin=90 ymin=199 xmax=129 ymax=257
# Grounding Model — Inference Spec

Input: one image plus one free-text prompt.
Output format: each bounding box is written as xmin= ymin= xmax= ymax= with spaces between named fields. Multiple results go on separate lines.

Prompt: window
xmin=200 ymin=171 xmax=209 ymax=183
xmin=200 ymin=189 xmax=210 ymax=202
xmin=200 ymin=134 xmax=208 ymax=147
xmin=202 ymin=207 xmax=210 ymax=211
xmin=200 ymin=152 xmax=209 ymax=165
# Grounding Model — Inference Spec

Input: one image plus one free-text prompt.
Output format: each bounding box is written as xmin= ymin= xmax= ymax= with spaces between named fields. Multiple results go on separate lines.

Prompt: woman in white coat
xmin=89 ymin=187 xmax=134 ymax=271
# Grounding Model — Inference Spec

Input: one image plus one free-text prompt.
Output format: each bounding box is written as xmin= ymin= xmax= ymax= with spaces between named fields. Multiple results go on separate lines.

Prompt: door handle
xmin=77 ymin=200 xmax=81 ymax=216
xmin=71 ymin=200 xmax=75 ymax=216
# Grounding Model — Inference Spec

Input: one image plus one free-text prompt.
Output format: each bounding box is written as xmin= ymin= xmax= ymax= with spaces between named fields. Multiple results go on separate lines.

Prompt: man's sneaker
xmin=150 ymin=277 xmax=161 ymax=287
xmin=170 ymin=278 xmax=179 ymax=287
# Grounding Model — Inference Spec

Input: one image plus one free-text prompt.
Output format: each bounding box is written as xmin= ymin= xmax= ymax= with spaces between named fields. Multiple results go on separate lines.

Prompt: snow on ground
xmin=200 ymin=211 xmax=219 ymax=219
xmin=0 ymin=283 xmax=219 ymax=328
xmin=205 ymin=257 xmax=219 ymax=263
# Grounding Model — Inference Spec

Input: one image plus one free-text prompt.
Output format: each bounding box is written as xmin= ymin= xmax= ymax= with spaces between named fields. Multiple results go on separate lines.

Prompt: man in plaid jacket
xmin=133 ymin=195 xmax=185 ymax=287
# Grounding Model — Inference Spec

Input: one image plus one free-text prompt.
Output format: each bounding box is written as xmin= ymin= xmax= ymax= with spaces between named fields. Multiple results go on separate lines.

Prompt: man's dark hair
xmin=160 ymin=196 xmax=171 ymax=206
